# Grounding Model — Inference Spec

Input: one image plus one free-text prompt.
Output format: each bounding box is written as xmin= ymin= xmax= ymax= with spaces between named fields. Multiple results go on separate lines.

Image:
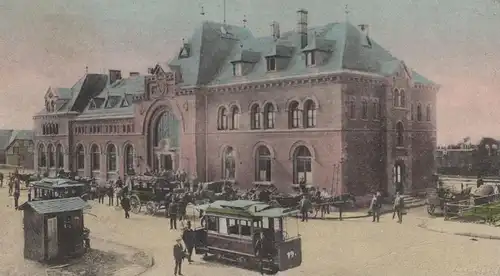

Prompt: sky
xmin=1 ymin=0 xmax=500 ymax=144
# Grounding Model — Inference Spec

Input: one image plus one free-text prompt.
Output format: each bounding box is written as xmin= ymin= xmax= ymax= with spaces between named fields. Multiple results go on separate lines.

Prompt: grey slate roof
xmin=165 ymin=21 xmax=435 ymax=87
xmin=19 ymin=197 xmax=90 ymax=214
xmin=5 ymin=130 xmax=33 ymax=151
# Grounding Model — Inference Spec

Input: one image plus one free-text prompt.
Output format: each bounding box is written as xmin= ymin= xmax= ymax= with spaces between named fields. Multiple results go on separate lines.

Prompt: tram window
xmin=219 ymin=217 xmax=228 ymax=234
xmin=207 ymin=216 xmax=217 ymax=231
xmin=228 ymin=219 xmax=239 ymax=235
xmin=240 ymin=220 xmax=251 ymax=236
xmin=273 ymin=218 xmax=281 ymax=231
xmin=262 ymin=217 xmax=269 ymax=229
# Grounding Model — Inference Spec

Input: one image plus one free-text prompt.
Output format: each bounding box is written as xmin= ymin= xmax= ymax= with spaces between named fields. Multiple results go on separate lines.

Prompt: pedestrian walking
xmin=182 ymin=221 xmax=195 ymax=263
xmin=299 ymin=195 xmax=311 ymax=222
xmin=107 ymin=183 xmax=114 ymax=206
xmin=121 ymin=195 xmax=131 ymax=219
xmin=98 ymin=185 xmax=105 ymax=204
xmin=169 ymin=199 xmax=178 ymax=230
xmin=393 ymin=192 xmax=405 ymax=223
xmin=13 ymin=182 xmax=20 ymax=210
xmin=370 ymin=192 xmax=382 ymax=222
xmin=173 ymin=238 xmax=185 ymax=276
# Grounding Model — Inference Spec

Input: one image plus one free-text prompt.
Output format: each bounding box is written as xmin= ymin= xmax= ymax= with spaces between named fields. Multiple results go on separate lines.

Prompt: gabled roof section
xmin=231 ymin=47 xmax=261 ymax=63
xmin=69 ymin=74 xmax=109 ymax=113
xmin=265 ymin=43 xmax=294 ymax=57
xmin=105 ymin=95 xmax=121 ymax=108
xmin=302 ymin=32 xmax=335 ymax=52
xmin=0 ymin=129 xmax=14 ymax=150
xmin=5 ymin=130 xmax=33 ymax=151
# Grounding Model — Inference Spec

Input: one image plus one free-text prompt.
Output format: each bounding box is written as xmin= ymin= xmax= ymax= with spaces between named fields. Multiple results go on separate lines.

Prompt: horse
xmin=316 ymin=193 xmax=357 ymax=220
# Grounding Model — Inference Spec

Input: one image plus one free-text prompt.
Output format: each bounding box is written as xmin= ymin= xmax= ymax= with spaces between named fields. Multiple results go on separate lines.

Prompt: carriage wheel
xmin=130 ymin=195 xmax=141 ymax=214
xmin=145 ymin=201 xmax=157 ymax=216
xmin=427 ymin=204 xmax=436 ymax=216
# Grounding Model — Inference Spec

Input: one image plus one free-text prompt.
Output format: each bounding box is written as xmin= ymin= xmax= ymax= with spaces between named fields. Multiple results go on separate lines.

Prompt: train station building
xmin=32 ymin=10 xmax=439 ymax=195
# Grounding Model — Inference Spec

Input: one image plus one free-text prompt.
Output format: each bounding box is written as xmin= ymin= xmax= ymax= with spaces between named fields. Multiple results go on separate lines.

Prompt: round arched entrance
xmin=147 ymin=107 xmax=181 ymax=171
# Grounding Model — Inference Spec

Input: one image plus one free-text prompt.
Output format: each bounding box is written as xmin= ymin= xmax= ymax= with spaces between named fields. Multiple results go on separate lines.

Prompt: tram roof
xmin=196 ymin=200 xmax=299 ymax=218
xmin=32 ymin=178 xmax=86 ymax=189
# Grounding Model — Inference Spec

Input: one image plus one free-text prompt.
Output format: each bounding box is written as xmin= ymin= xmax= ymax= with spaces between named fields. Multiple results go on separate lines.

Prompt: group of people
xmin=369 ymin=191 xmax=405 ymax=223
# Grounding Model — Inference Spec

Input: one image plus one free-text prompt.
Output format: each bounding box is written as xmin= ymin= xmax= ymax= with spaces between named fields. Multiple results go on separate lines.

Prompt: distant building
xmin=0 ymin=129 xmax=14 ymax=164
xmin=436 ymin=144 xmax=476 ymax=176
xmin=33 ymin=10 xmax=439 ymax=195
xmin=5 ymin=130 xmax=34 ymax=169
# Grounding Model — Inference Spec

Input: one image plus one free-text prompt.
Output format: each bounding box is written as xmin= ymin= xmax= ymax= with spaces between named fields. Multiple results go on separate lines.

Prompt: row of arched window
xmin=346 ymin=99 xmax=381 ymax=120
xmin=73 ymin=143 xmax=135 ymax=174
xmin=37 ymin=144 xmax=64 ymax=168
xmin=393 ymin=89 xmax=406 ymax=108
xmin=410 ymin=103 xmax=432 ymax=122
xmin=74 ymin=124 xmax=135 ymax=135
xmin=42 ymin=123 xmax=59 ymax=135
xmin=217 ymin=99 xmax=317 ymax=130
xmin=221 ymin=144 xmax=313 ymax=184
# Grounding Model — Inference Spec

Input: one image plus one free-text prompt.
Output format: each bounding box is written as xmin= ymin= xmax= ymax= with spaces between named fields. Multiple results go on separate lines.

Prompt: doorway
xmin=393 ymin=162 xmax=405 ymax=194
xmin=160 ymin=154 xmax=173 ymax=171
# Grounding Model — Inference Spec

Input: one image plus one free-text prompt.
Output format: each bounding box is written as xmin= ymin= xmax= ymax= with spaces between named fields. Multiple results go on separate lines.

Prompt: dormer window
xmin=266 ymin=57 xmax=276 ymax=71
xmin=305 ymin=51 xmax=316 ymax=67
xmin=179 ymin=42 xmax=190 ymax=59
xmin=89 ymin=100 xmax=97 ymax=110
xmin=232 ymin=63 xmax=243 ymax=76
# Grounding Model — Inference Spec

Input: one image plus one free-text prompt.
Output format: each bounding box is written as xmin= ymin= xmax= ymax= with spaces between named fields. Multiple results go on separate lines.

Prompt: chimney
xmin=358 ymin=24 xmax=370 ymax=37
xmin=109 ymin=69 xmax=122 ymax=84
xmin=129 ymin=72 xmax=140 ymax=77
xmin=271 ymin=21 xmax=280 ymax=40
xmin=296 ymin=9 xmax=308 ymax=49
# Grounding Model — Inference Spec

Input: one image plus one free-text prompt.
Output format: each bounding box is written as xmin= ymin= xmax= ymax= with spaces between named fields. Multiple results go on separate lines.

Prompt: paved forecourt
xmin=2 ymin=188 xmax=500 ymax=276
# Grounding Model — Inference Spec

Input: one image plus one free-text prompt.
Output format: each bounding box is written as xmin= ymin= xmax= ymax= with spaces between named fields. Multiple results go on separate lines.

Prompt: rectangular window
xmin=257 ymin=157 xmax=272 ymax=182
xmin=227 ymin=219 xmax=239 ymax=235
xmin=361 ymin=101 xmax=368 ymax=119
xmin=240 ymin=220 xmax=252 ymax=236
xmin=306 ymin=51 xmax=315 ymax=67
xmin=266 ymin=57 xmax=276 ymax=71
xmin=218 ymin=217 xmax=228 ymax=234
xmin=348 ymin=101 xmax=356 ymax=119
xmin=207 ymin=216 xmax=218 ymax=231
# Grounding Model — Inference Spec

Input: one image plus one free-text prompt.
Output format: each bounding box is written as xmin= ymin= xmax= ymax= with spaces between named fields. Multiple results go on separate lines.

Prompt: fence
xmin=444 ymin=193 xmax=500 ymax=223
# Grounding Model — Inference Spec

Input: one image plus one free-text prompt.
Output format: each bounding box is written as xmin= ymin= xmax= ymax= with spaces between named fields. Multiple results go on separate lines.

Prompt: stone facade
xmin=32 ymin=12 xmax=438 ymax=195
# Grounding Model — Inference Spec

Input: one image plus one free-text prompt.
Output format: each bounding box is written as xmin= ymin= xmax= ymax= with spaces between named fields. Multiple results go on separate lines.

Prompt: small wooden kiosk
xmin=19 ymin=197 xmax=90 ymax=263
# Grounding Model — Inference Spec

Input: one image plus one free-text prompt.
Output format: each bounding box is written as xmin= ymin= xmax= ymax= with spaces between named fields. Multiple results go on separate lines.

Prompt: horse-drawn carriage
xmin=194 ymin=180 xmax=238 ymax=204
xmin=128 ymin=175 xmax=182 ymax=215
xmin=194 ymin=200 xmax=302 ymax=274
xmin=426 ymin=186 xmax=472 ymax=216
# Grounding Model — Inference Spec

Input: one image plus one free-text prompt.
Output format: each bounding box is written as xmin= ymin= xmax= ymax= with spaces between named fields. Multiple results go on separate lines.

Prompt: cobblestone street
xmin=2 ymin=188 xmax=500 ymax=276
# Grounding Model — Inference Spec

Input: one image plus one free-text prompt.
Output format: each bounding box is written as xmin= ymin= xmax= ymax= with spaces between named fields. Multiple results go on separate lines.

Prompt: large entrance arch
xmin=147 ymin=107 xmax=180 ymax=172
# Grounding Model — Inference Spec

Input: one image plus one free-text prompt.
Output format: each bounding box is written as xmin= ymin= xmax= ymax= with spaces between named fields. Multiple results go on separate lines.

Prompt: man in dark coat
xmin=299 ymin=195 xmax=311 ymax=222
xmin=121 ymin=195 xmax=131 ymax=219
xmin=169 ymin=199 xmax=178 ymax=230
xmin=370 ymin=192 xmax=383 ymax=222
xmin=13 ymin=180 xmax=20 ymax=210
xmin=182 ymin=221 xmax=195 ymax=263
xmin=107 ymin=183 xmax=114 ymax=206
xmin=173 ymin=238 xmax=185 ymax=276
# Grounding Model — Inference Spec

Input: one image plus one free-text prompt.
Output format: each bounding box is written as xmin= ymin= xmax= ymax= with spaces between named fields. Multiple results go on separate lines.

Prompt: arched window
xmin=396 ymin=122 xmax=404 ymax=147
xmin=426 ymin=104 xmax=431 ymax=121
xmin=153 ymin=111 xmax=180 ymax=148
xmin=91 ymin=144 xmax=100 ymax=171
xmin=263 ymin=103 xmax=275 ymax=129
xmin=56 ymin=144 xmax=64 ymax=168
xmin=75 ymin=144 xmax=84 ymax=170
xmin=222 ymin=146 xmax=236 ymax=179
xmin=361 ymin=100 xmax=368 ymax=120
xmin=304 ymin=100 xmax=317 ymax=128
xmin=124 ymin=144 xmax=134 ymax=174
xmin=399 ymin=89 xmax=406 ymax=107
xmin=293 ymin=145 xmax=312 ymax=184
xmin=255 ymin=146 xmax=272 ymax=182
xmin=410 ymin=104 xmax=414 ymax=120
xmin=217 ymin=107 xmax=228 ymax=130
xmin=417 ymin=104 xmax=422 ymax=121
xmin=230 ymin=106 xmax=240 ymax=130
xmin=38 ymin=144 xmax=46 ymax=167
xmin=393 ymin=89 xmax=399 ymax=107
xmin=288 ymin=101 xmax=300 ymax=128
xmin=106 ymin=144 xmax=117 ymax=172
xmin=250 ymin=104 xmax=261 ymax=130
xmin=47 ymin=144 xmax=55 ymax=168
